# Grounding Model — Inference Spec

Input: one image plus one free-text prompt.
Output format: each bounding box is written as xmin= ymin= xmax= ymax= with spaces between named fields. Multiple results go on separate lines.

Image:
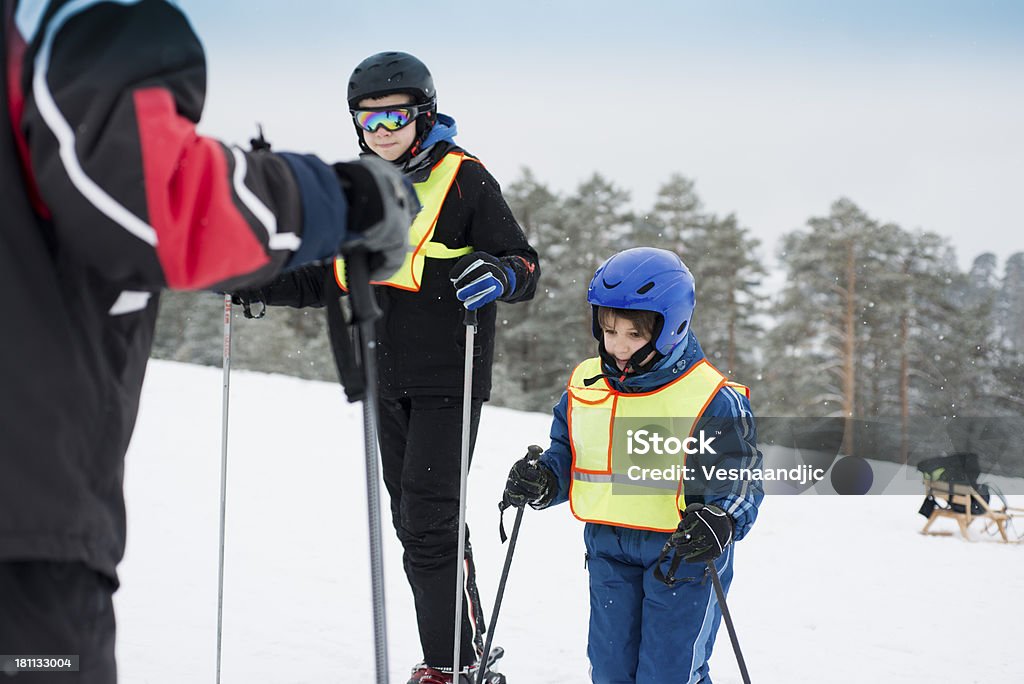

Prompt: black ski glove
xmin=333 ymin=156 xmax=420 ymax=281
xmin=450 ymin=252 xmax=514 ymax=311
xmin=249 ymin=124 xmax=272 ymax=152
xmin=665 ymin=503 xmax=734 ymax=563
xmin=230 ymin=289 xmax=266 ymax=319
xmin=502 ymin=446 xmax=556 ymax=509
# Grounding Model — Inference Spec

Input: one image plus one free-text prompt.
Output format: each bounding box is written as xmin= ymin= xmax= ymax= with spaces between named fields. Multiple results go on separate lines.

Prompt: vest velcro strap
xmin=726 ymin=381 xmax=751 ymax=399
xmin=422 ymin=242 xmax=473 ymax=259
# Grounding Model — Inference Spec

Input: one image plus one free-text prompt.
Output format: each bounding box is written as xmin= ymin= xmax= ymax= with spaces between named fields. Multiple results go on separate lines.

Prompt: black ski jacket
xmin=2 ymin=0 xmax=365 ymax=580
xmin=256 ymin=141 xmax=540 ymax=400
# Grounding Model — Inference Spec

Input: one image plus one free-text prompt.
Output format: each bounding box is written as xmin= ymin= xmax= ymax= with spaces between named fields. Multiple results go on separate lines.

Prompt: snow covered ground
xmin=116 ymin=361 xmax=1024 ymax=683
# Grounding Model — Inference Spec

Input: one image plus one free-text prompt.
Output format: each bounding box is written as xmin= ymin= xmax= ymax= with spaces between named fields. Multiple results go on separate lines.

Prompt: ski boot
xmin=479 ymin=672 xmax=507 ymax=684
xmin=476 ymin=646 xmax=506 ymax=684
xmin=406 ymin=664 xmax=474 ymax=684
xmin=406 ymin=647 xmax=507 ymax=684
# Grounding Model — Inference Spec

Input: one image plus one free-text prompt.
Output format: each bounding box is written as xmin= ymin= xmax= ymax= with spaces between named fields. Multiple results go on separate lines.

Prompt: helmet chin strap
xmin=586 ymin=341 xmax=663 ymax=386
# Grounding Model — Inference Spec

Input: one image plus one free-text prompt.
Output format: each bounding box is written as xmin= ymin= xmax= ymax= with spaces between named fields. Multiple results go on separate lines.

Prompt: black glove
xmin=450 ymin=252 xmax=514 ymax=311
xmin=665 ymin=503 xmax=734 ymax=563
xmin=249 ymin=124 xmax=272 ymax=152
xmin=502 ymin=446 xmax=556 ymax=509
xmin=333 ymin=156 xmax=420 ymax=281
xmin=230 ymin=289 xmax=266 ymax=319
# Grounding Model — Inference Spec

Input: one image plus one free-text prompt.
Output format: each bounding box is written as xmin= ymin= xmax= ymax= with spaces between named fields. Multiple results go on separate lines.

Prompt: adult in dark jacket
xmin=0 ymin=2 xmax=414 ymax=681
xmin=239 ymin=52 xmax=540 ymax=684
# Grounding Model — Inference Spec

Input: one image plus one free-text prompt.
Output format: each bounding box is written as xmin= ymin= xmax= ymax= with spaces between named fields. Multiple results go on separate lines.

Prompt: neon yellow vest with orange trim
xmin=334 ymin=151 xmax=473 ymax=291
xmin=567 ymin=356 xmax=740 ymax=532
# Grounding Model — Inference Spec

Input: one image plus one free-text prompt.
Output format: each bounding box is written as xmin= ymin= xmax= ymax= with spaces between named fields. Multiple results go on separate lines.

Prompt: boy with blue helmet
xmin=503 ymin=247 xmax=764 ymax=684
xmin=588 ymin=246 xmax=697 ymax=376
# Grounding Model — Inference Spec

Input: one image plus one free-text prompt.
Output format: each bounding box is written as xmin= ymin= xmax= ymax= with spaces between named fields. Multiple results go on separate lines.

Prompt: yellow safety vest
xmin=335 ymin=151 xmax=474 ymax=291
xmin=567 ymin=356 xmax=743 ymax=532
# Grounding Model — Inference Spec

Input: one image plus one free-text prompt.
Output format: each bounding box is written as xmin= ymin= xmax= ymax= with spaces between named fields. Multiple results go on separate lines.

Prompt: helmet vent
xmin=676 ymin=320 xmax=688 ymax=335
xmin=636 ymin=282 xmax=655 ymax=295
xmin=602 ymin=278 xmax=622 ymax=289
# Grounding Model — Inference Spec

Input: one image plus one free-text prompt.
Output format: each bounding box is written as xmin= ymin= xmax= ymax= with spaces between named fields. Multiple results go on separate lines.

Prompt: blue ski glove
xmin=450 ymin=252 xmax=516 ymax=310
xmin=665 ymin=503 xmax=734 ymax=563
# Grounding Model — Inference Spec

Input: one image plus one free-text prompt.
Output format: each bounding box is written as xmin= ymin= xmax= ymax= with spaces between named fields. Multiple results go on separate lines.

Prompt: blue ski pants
xmin=584 ymin=522 xmax=734 ymax=684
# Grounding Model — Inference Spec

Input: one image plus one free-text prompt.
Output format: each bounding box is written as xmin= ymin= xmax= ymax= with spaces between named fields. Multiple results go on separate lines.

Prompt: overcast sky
xmin=180 ymin=0 xmax=1023 ymax=274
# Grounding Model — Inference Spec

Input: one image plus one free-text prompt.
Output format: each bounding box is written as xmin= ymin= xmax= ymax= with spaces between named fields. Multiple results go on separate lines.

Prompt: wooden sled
xmin=920 ymin=480 xmax=1024 ymax=543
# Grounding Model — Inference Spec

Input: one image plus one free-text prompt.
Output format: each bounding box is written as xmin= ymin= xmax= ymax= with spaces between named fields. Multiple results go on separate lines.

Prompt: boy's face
xmin=602 ymin=314 xmax=655 ymax=372
xmin=356 ymin=93 xmax=418 ymax=161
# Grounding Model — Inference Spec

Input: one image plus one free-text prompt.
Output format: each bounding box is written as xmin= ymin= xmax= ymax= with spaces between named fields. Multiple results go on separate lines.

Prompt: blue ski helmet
xmin=587 ymin=248 xmax=696 ymax=355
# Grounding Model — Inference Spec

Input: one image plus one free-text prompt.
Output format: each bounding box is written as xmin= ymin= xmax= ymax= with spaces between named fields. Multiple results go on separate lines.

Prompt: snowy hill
xmin=117 ymin=361 xmax=1023 ymax=683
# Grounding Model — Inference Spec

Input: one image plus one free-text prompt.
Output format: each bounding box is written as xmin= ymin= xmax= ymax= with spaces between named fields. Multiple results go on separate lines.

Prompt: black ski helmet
xmin=347 ymin=51 xmax=438 ymax=159
xmin=347 ymin=51 xmax=436 ymax=108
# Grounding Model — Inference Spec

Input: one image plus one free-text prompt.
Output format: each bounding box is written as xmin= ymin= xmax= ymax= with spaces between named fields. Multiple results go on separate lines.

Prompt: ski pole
xmin=476 ymin=445 xmax=541 ymax=684
xmin=475 ymin=498 xmax=530 ymax=683
xmin=453 ymin=308 xmax=478 ymax=678
xmin=706 ymin=558 xmax=751 ymax=684
xmin=216 ymin=294 xmax=232 ymax=684
xmin=346 ymin=251 xmax=390 ymax=684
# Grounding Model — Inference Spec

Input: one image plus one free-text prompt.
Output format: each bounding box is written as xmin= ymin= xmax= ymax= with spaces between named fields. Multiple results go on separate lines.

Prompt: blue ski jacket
xmin=538 ymin=332 xmax=764 ymax=539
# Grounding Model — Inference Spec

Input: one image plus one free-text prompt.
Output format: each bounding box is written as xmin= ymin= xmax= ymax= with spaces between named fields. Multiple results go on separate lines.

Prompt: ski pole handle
xmin=498 ymin=445 xmax=544 ymax=539
xmin=345 ymin=249 xmax=381 ymax=325
xmin=497 ymin=445 xmax=543 ymax=515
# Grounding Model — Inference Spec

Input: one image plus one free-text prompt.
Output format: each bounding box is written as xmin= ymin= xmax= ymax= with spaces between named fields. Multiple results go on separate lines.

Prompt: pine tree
xmin=528 ymin=174 xmax=634 ymax=407
xmin=999 ymin=252 xmax=1024 ymax=353
xmin=493 ymin=170 xmax=637 ymax=411
xmin=153 ymin=290 xmax=336 ymax=382
xmin=494 ymin=168 xmax=566 ymax=410
xmin=990 ymin=252 xmax=1024 ymax=417
xmin=681 ymin=213 xmax=766 ymax=384
xmin=634 ymin=173 xmax=704 ymax=254
xmin=761 ymin=230 xmax=837 ymax=418
xmin=886 ymin=230 xmax=960 ymax=461
xmin=760 ymin=198 xmax=893 ymax=457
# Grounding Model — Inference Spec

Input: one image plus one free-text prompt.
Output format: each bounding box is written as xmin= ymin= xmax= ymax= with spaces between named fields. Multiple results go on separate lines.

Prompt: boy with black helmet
xmin=502 ymin=248 xmax=762 ymax=684
xmin=347 ymin=51 xmax=438 ymax=165
xmin=235 ymin=51 xmax=540 ymax=684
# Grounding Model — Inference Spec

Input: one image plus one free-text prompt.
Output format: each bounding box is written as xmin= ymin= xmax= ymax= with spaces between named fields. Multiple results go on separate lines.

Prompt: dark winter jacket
xmin=1 ymin=0 xmax=365 ymax=581
xmin=256 ymin=133 xmax=540 ymax=400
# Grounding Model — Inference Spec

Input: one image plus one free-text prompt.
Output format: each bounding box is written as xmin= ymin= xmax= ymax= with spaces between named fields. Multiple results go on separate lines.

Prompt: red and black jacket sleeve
xmin=11 ymin=0 xmax=349 ymax=292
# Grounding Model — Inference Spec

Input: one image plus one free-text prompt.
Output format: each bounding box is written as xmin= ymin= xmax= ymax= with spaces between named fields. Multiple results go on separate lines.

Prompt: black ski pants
xmin=0 ymin=561 xmax=117 ymax=683
xmin=378 ymin=395 xmax=484 ymax=670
